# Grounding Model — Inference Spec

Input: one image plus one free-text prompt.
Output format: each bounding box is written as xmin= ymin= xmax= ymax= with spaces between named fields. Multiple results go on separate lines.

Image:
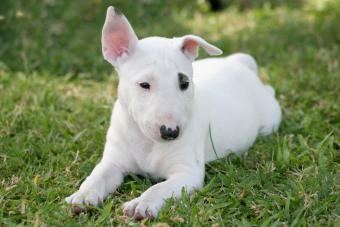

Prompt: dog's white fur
xmin=65 ymin=6 xmax=281 ymax=219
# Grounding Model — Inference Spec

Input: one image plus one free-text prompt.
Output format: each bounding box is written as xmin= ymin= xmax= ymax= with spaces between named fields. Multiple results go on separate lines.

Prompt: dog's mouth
xmin=161 ymin=136 xmax=176 ymax=141
xmin=143 ymin=128 xmax=181 ymax=143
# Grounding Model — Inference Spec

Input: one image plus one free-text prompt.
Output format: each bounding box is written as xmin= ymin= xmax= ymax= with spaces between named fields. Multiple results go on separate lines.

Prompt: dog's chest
xmin=131 ymin=144 xmax=172 ymax=179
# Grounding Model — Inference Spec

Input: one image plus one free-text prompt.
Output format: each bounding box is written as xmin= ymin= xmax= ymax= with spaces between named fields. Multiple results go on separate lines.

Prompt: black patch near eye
xmin=139 ymin=82 xmax=150 ymax=90
xmin=178 ymin=73 xmax=189 ymax=91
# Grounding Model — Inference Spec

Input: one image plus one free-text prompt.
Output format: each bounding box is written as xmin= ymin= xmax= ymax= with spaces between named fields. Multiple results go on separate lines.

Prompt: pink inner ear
xmin=180 ymin=35 xmax=222 ymax=60
xmin=182 ymin=39 xmax=198 ymax=56
xmin=101 ymin=7 xmax=138 ymax=65
xmin=102 ymin=19 xmax=133 ymax=61
xmin=103 ymin=32 xmax=130 ymax=61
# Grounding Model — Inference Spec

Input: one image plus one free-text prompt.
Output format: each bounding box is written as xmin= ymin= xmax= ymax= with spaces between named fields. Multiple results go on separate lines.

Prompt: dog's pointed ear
xmin=179 ymin=35 xmax=222 ymax=61
xmin=101 ymin=6 xmax=138 ymax=67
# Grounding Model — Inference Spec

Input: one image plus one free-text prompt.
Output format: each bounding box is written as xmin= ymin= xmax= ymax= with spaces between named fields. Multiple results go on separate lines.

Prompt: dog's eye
xmin=178 ymin=73 xmax=189 ymax=91
xmin=139 ymin=82 xmax=150 ymax=90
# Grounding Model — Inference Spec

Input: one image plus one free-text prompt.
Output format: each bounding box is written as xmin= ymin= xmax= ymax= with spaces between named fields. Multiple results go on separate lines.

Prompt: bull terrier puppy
xmin=66 ymin=6 xmax=281 ymax=220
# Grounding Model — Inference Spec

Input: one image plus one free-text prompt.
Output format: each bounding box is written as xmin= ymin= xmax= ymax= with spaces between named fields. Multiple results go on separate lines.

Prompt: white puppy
xmin=65 ymin=6 xmax=281 ymax=219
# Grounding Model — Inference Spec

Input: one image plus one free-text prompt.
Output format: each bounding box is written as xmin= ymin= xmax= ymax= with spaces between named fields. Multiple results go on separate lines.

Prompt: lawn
xmin=0 ymin=0 xmax=339 ymax=226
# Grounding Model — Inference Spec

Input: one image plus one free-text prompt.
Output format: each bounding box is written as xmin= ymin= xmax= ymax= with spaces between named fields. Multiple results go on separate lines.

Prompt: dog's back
xmin=193 ymin=53 xmax=281 ymax=161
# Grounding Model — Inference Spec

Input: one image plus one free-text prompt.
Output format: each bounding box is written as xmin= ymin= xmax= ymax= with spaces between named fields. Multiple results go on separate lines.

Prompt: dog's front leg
xmin=65 ymin=160 xmax=123 ymax=207
xmin=123 ymin=166 xmax=204 ymax=219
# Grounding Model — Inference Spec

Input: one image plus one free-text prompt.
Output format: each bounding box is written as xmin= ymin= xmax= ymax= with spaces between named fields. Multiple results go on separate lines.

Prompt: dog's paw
xmin=65 ymin=190 xmax=103 ymax=207
xmin=122 ymin=197 xmax=162 ymax=220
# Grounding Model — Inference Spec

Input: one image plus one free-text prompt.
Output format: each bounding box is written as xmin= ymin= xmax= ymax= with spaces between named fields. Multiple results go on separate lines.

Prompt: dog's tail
xmin=232 ymin=53 xmax=258 ymax=74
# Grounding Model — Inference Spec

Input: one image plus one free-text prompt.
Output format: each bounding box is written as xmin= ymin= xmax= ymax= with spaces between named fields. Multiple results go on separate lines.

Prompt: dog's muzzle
xmin=160 ymin=125 xmax=180 ymax=140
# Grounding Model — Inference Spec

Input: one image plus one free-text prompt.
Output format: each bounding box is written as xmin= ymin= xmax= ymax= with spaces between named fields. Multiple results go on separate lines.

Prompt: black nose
xmin=160 ymin=125 xmax=180 ymax=140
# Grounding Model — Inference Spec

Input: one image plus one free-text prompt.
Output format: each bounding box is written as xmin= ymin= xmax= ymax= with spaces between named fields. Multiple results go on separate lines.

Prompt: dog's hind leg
xmin=231 ymin=53 xmax=258 ymax=74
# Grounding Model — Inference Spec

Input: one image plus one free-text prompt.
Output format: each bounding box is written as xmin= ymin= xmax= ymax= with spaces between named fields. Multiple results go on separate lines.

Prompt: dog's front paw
xmin=122 ymin=196 xmax=163 ymax=220
xmin=65 ymin=190 xmax=103 ymax=208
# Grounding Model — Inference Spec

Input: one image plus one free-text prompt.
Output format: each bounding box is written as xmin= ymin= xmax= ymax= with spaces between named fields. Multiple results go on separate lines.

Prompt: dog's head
xmin=102 ymin=6 xmax=222 ymax=142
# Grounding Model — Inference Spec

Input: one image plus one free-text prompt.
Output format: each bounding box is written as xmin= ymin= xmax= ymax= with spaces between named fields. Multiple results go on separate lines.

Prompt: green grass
xmin=1 ymin=0 xmax=339 ymax=226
